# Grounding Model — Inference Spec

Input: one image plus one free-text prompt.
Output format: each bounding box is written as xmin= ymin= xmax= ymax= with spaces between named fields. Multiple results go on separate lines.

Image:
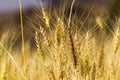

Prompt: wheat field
xmin=0 ymin=0 xmax=120 ymax=80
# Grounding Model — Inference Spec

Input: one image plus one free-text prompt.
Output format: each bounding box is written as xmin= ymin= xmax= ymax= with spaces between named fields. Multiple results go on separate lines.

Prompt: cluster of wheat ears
xmin=0 ymin=0 xmax=120 ymax=80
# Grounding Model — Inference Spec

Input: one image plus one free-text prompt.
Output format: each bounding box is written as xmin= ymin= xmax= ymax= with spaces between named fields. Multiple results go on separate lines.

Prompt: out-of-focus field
xmin=0 ymin=0 xmax=120 ymax=80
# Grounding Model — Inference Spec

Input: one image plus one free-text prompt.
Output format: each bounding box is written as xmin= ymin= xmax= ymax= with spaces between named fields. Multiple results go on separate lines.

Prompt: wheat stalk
xmin=35 ymin=31 xmax=45 ymax=62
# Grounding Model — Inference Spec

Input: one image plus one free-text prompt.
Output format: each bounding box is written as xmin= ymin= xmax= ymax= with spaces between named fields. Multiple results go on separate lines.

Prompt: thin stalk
xmin=19 ymin=0 xmax=26 ymax=77
xmin=0 ymin=42 xmax=26 ymax=80
xmin=68 ymin=0 xmax=75 ymax=27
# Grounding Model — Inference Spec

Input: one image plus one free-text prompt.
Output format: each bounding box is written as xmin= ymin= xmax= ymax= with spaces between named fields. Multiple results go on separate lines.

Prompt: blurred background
xmin=0 ymin=0 xmax=43 ymax=23
xmin=0 ymin=0 xmax=116 ymax=18
xmin=0 ymin=0 xmax=119 ymax=47
xmin=0 ymin=0 xmax=117 ymax=24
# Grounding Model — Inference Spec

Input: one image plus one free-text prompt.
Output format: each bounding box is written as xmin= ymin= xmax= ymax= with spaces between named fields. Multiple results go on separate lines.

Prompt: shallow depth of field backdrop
xmin=0 ymin=0 xmax=120 ymax=80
